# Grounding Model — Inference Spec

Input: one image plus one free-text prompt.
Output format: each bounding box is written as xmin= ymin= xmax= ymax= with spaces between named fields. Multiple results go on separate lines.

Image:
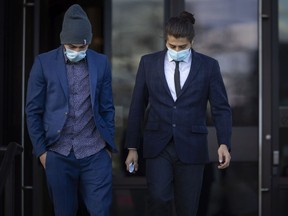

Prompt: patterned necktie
xmin=174 ymin=61 xmax=181 ymax=97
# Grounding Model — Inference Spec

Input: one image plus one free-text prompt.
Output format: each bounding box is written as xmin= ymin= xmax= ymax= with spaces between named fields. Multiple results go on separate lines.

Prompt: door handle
xmin=261 ymin=188 xmax=269 ymax=192
xmin=273 ymin=150 xmax=279 ymax=165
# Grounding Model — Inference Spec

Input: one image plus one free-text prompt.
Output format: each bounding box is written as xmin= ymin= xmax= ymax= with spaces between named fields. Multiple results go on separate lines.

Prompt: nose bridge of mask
xmin=168 ymin=47 xmax=190 ymax=61
xmin=65 ymin=48 xmax=86 ymax=62
xmin=66 ymin=48 xmax=78 ymax=57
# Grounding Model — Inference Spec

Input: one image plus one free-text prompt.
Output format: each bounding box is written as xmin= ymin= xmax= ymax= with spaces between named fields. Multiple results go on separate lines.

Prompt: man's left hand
xmin=217 ymin=144 xmax=231 ymax=169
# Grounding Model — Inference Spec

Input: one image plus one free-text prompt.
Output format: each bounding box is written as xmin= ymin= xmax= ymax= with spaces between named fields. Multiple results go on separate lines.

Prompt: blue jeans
xmin=45 ymin=148 xmax=112 ymax=216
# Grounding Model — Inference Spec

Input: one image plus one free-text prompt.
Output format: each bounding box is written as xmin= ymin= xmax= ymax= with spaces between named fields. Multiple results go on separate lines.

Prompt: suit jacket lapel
xmin=178 ymin=50 xmax=202 ymax=97
xmin=55 ymin=47 xmax=69 ymax=99
xmin=86 ymin=50 xmax=97 ymax=107
xmin=158 ymin=50 xmax=175 ymax=99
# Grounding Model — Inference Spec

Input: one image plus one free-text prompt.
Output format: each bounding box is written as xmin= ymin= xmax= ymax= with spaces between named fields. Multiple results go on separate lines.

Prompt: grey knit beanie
xmin=60 ymin=4 xmax=92 ymax=45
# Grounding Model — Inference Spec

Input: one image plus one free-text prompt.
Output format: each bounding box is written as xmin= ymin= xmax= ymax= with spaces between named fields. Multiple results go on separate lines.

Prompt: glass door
xmin=272 ymin=0 xmax=288 ymax=215
xmin=184 ymin=1 xmax=259 ymax=215
xmin=110 ymin=0 xmax=165 ymax=215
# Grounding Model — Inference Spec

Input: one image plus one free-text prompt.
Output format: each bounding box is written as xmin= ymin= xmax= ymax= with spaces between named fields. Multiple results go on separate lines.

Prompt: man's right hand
xmin=39 ymin=152 xmax=47 ymax=169
xmin=125 ymin=149 xmax=138 ymax=173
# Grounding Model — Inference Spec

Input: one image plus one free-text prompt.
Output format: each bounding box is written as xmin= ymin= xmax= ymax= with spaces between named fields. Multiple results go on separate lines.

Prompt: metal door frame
xmin=259 ymin=0 xmax=278 ymax=215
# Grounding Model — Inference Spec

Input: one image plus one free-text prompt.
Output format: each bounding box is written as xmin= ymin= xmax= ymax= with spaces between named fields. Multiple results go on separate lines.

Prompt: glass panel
xmin=111 ymin=0 xmax=164 ymax=176
xmin=111 ymin=189 xmax=149 ymax=216
xmin=279 ymin=0 xmax=288 ymax=178
xmin=279 ymin=0 xmax=288 ymax=106
xmin=185 ymin=0 xmax=258 ymax=126
xmin=198 ymin=162 xmax=258 ymax=216
xmin=185 ymin=1 xmax=259 ymax=215
xmin=278 ymin=188 xmax=288 ymax=216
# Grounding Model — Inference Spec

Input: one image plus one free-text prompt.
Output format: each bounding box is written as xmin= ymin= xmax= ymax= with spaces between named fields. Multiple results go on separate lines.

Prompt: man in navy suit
xmin=26 ymin=4 xmax=116 ymax=216
xmin=125 ymin=11 xmax=232 ymax=216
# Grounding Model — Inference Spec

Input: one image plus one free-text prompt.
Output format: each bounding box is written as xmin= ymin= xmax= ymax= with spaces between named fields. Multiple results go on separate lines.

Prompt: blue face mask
xmin=167 ymin=47 xmax=190 ymax=61
xmin=65 ymin=48 xmax=87 ymax=62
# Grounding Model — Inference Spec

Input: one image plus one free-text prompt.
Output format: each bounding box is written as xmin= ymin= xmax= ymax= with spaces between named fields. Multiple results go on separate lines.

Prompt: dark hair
xmin=165 ymin=11 xmax=195 ymax=42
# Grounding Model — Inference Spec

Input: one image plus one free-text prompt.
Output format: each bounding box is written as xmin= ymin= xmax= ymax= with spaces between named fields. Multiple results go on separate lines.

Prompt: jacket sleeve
xmin=25 ymin=56 xmax=47 ymax=157
xmin=208 ymin=60 xmax=232 ymax=150
xmin=125 ymin=57 xmax=149 ymax=149
xmin=98 ymin=57 xmax=116 ymax=148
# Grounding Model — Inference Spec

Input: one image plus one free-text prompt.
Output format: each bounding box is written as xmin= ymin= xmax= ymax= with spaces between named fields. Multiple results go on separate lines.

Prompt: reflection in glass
xmin=111 ymin=1 xmax=164 ymax=214
xmin=111 ymin=0 xmax=164 ymax=175
xmin=185 ymin=1 xmax=259 ymax=215
xmin=186 ymin=0 xmax=258 ymax=126
xmin=279 ymin=0 xmax=288 ymax=178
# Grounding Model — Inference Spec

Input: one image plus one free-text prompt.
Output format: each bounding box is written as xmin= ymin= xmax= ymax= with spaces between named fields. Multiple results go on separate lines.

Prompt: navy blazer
xmin=26 ymin=46 xmax=116 ymax=157
xmin=125 ymin=49 xmax=232 ymax=163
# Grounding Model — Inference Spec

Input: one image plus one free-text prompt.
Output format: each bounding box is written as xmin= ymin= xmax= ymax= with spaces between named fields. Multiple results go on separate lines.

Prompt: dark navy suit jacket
xmin=26 ymin=46 xmax=116 ymax=157
xmin=125 ymin=49 xmax=232 ymax=163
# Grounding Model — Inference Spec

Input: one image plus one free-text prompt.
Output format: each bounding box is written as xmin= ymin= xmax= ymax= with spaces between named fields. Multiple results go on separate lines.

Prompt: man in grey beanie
xmin=26 ymin=4 xmax=116 ymax=216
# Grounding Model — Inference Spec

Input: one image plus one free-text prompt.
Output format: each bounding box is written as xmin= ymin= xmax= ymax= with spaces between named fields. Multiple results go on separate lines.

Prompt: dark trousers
xmin=146 ymin=142 xmax=204 ymax=216
xmin=45 ymin=149 xmax=112 ymax=216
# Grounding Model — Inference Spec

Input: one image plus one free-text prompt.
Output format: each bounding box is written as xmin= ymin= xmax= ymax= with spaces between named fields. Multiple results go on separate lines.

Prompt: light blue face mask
xmin=167 ymin=47 xmax=190 ymax=61
xmin=65 ymin=48 xmax=87 ymax=62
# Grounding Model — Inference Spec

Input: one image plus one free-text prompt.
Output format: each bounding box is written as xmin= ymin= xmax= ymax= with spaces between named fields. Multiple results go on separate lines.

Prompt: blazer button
xmin=57 ymin=130 xmax=61 ymax=133
xmin=172 ymin=124 xmax=176 ymax=127
xmin=64 ymin=112 xmax=68 ymax=115
xmin=173 ymin=106 xmax=176 ymax=109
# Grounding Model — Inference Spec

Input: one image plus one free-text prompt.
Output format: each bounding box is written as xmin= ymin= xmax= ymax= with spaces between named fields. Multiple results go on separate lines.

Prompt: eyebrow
xmin=168 ymin=43 xmax=187 ymax=48
xmin=69 ymin=44 xmax=87 ymax=48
